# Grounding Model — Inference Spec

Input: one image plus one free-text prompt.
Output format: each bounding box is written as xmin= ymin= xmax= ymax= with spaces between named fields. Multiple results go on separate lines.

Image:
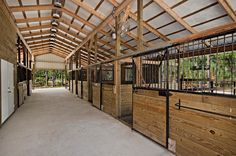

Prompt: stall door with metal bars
xmin=1 ymin=59 xmax=14 ymax=124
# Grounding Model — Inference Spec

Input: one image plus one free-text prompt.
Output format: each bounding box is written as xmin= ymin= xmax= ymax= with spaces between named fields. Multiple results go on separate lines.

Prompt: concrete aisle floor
xmin=0 ymin=88 xmax=173 ymax=156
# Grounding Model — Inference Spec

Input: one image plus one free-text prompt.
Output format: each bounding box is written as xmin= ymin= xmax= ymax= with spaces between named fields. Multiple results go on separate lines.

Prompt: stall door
xmin=1 ymin=59 xmax=14 ymax=124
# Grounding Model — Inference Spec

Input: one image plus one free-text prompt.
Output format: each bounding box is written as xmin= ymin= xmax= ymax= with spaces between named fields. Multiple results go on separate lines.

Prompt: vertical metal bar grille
xmin=133 ymin=31 xmax=236 ymax=97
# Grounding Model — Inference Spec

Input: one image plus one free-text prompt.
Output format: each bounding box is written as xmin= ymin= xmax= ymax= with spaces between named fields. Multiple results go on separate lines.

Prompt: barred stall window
xmin=121 ymin=63 xmax=133 ymax=84
xmin=101 ymin=64 xmax=114 ymax=84
xmin=133 ymin=31 xmax=236 ymax=96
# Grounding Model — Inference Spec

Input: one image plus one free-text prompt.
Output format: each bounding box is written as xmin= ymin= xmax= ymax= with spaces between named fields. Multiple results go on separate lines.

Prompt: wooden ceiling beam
xmin=66 ymin=0 xmax=133 ymax=60
xmin=19 ymin=24 xmax=51 ymax=31
xmin=26 ymin=35 xmax=76 ymax=49
xmin=32 ymin=47 xmax=68 ymax=55
xmin=218 ymin=0 xmax=236 ymax=21
xmin=34 ymin=51 xmax=67 ymax=58
xmin=10 ymin=4 xmax=54 ymax=12
xmin=57 ymin=25 xmax=119 ymax=55
xmin=30 ymin=40 xmax=73 ymax=52
xmin=32 ymin=45 xmax=70 ymax=54
xmin=106 ymin=0 xmax=169 ymax=42
xmin=33 ymin=48 xmax=67 ymax=56
xmin=28 ymin=40 xmax=105 ymax=57
xmin=70 ymin=0 xmax=105 ymax=20
xmin=15 ymin=16 xmax=52 ymax=23
xmin=23 ymin=30 xmax=51 ymax=37
xmin=153 ymin=0 xmax=197 ymax=34
xmin=170 ymin=22 xmax=236 ymax=44
xmin=1 ymin=0 xmax=32 ymax=55
xmin=11 ymin=4 xmax=136 ymax=53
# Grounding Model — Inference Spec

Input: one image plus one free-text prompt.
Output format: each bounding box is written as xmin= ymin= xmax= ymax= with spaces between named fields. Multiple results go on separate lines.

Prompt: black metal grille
xmin=133 ymin=31 xmax=236 ymax=96
xmin=101 ymin=63 xmax=114 ymax=84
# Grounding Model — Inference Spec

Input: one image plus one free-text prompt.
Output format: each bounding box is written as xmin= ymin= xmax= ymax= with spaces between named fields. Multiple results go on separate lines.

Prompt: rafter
xmin=28 ymin=38 xmax=112 ymax=59
xmin=32 ymin=47 xmax=67 ymax=55
xmin=171 ymin=22 xmax=236 ymax=44
xmin=218 ymin=0 xmax=236 ymax=21
xmin=1 ymin=0 xmax=32 ymax=54
xmin=19 ymin=24 xmax=50 ymax=31
xmin=11 ymin=4 xmax=137 ymax=52
xmin=33 ymin=50 xmax=67 ymax=58
xmin=153 ymin=0 xmax=197 ymax=34
xmin=70 ymin=0 xmax=105 ymax=20
xmin=31 ymin=45 xmax=69 ymax=54
xmin=10 ymin=4 xmax=54 ymax=12
xmin=23 ymin=30 xmax=51 ymax=37
xmin=66 ymin=0 xmax=133 ymax=60
xmin=106 ymin=0 xmax=170 ymax=42
xmin=15 ymin=16 xmax=52 ymax=23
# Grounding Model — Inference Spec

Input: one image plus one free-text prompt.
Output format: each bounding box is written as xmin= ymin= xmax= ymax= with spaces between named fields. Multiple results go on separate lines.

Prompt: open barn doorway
xmin=33 ymin=70 xmax=66 ymax=88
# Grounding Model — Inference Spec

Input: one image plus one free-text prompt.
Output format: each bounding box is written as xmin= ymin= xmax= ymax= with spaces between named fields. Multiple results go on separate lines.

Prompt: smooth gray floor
xmin=0 ymin=88 xmax=173 ymax=156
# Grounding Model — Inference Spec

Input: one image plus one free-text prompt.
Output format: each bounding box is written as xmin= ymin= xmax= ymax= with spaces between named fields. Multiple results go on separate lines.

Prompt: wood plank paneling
xmin=120 ymin=84 xmax=132 ymax=117
xmin=102 ymin=84 xmax=116 ymax=117
xmin=133 ymin=89 xmax=166 ymax=146
xmin=83 ymin=81 xmax=88 ymax=101
xmin=78 ymin=81 xmax=82 ymax=98
xmin=92 ymin=83 xmax=100 ymax=109
xmin=169 ymin=92 xmax=236 ymax=155
xmin=73 ymin=80 xmax=76 ymax=95
xmin=0 ymin=3 xmax=18 ymax=119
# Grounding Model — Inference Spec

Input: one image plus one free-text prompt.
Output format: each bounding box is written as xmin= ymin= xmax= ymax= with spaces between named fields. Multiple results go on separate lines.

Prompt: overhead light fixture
xmin=51 ymin=20 xmax=59 ymax=27
xmin=54 ymin=0 xmax=62 ymax=8
xmin=50 ymin=38 xmax=56 ymax=41
xmin=52 ymin=10 xmax=61 ymax=19
xmin=50 ymin=34 xmax=56 ymax=37
xmin=111 ymin=32 xmax=116 ymax=40
xmin=50 ymin=28 xmax=57 ymax=33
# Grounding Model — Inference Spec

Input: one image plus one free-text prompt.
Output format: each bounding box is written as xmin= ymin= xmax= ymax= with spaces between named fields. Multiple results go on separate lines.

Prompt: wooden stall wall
xmin=169 ymin=92 xmax=236 ymax=155
xmin=0 ymin=2 xmax=18 ymax=113
xmin=120 ymin=84 xmax=132 ymax=117
xmin=133 ymin=89 xmax=166 ymax=146
xmin=92 ymin=83 xmax=100 ymax=109
xmin=78 ymin=81 xmax=82 ymax=98
xmin=72 ymin=80 xmax=76 ymax=95
xmin=83 ymin=81 xmax=88 ymax=101
xmin=102 ymin=84 xmax=116 ymax=117
xmin=69 ymin=79 xmax=73 ymax=93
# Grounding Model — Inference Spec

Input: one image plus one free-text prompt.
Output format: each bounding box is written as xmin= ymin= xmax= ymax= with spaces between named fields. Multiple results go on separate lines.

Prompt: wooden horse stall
xmin=119 ymin=62 xmax=133 ymax=125
xmin=17 ymin=65 xmax=27 ymax=105
xmin=68 ymin=71 xmax=72 ymax=92
xmin=132 ymin=31 xmax=236 ymax=155
xmin=169 ymin=92 xmax=236 ymax=155
xmin=132 ymin=51 xmax=168 ymax=147
xmin=77 ymin=69 xmax=82 ymax=98
xmin=101 ymin=64 xmax=117 ymax=117
xmin=77 ymin=68 xmax=87 ymax=99
xmin=81 ymin=68 xmax=88 ymax=100
xmin=71 ymin=70 xmax=76 ymax=94
xmin=27 ymin=68 xmax=32 ymax=96
xmin=91 ymin=65 xmax=101 ymax=109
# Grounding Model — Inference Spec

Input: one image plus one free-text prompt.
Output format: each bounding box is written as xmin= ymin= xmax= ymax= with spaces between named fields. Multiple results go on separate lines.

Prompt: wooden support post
xmin=26 ymin=49 xmax=29 ymax=68
xmin=71 ymin=55 xmax=74 ymax=93
xmin=87 ymin=42 xmax=92 ymax=102
xmin=17 ymin=37 xmax=21 ymax=64
xmin=75 ymin=51 xmax=78 ymax=95
xmin=94 ymin=34 xmax=98 ymax=63
xmin=78 ymin=49 xmax=82 ymax=68
xmin=115 ymin=13 xmax=121 ymax=117
xmin=94 ymin=34 xmax=98 ymax=81
xmin=23 ymin=46 xmax=26 ymax=66
xmin=136 ymin=0 xmax=144 ymax=85
xmin=65 ymin=63 xmax=67 ymax=89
